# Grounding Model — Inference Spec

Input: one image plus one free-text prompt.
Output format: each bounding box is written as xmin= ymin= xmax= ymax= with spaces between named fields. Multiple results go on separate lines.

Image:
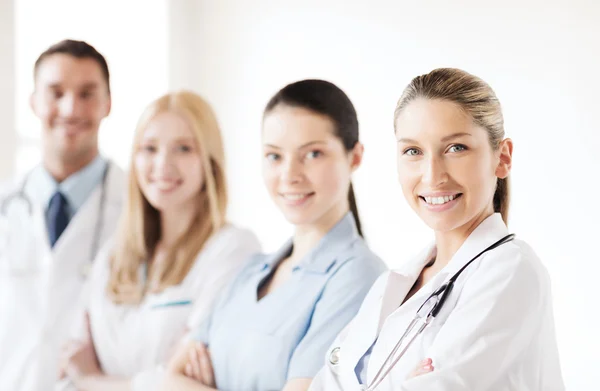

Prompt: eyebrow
xmin=48 ymin=82 xmax=99 ymax=90
xmin=140 ymin=136 xmax=196 ymax=143
xmin=173 ymin=137 xmax=196 ymax=143
xmin=264 ymin=140 xmax=328 ymax=149
xmin=397 ymin=132 xmax=473 ymax=144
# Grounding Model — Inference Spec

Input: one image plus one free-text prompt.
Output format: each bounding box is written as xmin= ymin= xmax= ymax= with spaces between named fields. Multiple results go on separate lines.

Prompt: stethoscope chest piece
xmin=329 ymin=346 xmax=341 ymax=365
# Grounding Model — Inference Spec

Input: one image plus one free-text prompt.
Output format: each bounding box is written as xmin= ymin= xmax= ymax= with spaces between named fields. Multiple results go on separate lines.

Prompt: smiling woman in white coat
xmin=56 ymin=91 xmax=260 ymax=390
xmin=309 ymin=68 xmax=564 ymax=391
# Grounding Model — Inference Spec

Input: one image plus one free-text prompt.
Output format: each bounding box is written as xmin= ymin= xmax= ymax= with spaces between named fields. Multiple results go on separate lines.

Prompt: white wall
xmin=0 ymin=0 xmax=15 ymax=180
xmin=169 ymin=0 xmax=600 ymax=388
xmin=13 ymin=0 xmax=170 ymax=176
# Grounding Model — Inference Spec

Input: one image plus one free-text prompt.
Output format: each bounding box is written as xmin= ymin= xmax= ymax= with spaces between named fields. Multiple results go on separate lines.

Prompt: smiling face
xmin=395 ymin=98 xmax=512 ymax=234
xmin=134 ymin=111 xmax=205 ymax=212
xmin=31 ymin=53 xmax=111 ymax=165
xmin=261 ymin=105 xmax=362 ymax=228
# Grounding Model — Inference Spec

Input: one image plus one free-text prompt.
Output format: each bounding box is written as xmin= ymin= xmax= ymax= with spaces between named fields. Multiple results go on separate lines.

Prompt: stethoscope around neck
xmin=328 ymin=233 xmax=516 ymax=391
xmin=0 ymin=163 xmax=111 ymax=276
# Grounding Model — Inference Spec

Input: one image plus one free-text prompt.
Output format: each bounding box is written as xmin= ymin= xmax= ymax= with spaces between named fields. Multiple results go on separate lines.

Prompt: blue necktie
xmin=47 ymin=191 xmax=70 ymax=247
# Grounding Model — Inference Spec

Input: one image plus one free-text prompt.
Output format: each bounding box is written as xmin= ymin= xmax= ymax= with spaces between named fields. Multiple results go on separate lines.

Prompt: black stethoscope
xmin=0 ymin=163 xmax=112 ymax=276
xmin=328 ymin=233 xmax=516 ymax=391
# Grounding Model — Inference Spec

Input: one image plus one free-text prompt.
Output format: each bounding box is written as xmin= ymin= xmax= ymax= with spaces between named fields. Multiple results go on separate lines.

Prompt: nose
xmin=153 ymin=149 xmax=177 ymax=177
xmin=422 ymin=155 xmax=448 ymax=187
xmin=280 ymin=157 xmax=303 ymax=184
xmin=58 ymin=92 xmax=84 ymax=118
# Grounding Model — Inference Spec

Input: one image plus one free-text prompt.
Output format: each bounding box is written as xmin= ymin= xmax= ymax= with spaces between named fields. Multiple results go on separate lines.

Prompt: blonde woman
xmin=309 ymin=68 xmax=564 ymax=390
xmin=57 ymin=91 xmax=261 ymax=390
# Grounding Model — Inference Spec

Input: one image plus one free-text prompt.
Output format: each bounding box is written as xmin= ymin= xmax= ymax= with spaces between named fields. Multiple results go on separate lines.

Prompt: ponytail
xmin=348 ymin=183 xmax=363 ymax=237
xmin=493 ymin=177 xmax=510 ymax=225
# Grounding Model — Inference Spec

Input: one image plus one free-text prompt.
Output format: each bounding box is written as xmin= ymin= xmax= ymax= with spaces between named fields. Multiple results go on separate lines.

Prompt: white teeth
xmin=424 ymin=194 xmax=458 ymax=205
xmin=283 ymin=193 xmax=308 ymax=201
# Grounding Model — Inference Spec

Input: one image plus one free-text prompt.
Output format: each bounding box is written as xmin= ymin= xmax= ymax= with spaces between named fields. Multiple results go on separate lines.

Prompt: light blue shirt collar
xmin=31 ymin=155 xmax=108 ymax=217
xmin=261 ymin=212 xmax=361 ymax=274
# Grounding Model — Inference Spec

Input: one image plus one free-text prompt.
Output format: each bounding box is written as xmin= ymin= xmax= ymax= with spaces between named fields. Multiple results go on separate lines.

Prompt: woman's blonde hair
xmin=107 ymin=91 xmax=228 ymax=304
xmin=394 ymin=68 xmax=510 ymax=224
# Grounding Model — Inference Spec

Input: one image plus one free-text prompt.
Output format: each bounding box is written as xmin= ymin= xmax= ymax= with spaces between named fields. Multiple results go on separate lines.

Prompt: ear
xmin=103 ymin=95 xmax=112 ymax=118
xmin=29 ymin=91 xmax=37 ymax=115
xmin=495 ymin=138 xmax=513 ymax=179
xmin=349 ymin=142 xmax=364 ymax=173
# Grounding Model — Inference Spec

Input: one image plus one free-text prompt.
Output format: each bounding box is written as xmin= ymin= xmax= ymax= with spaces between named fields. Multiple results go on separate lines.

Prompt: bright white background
xmin=11 ymin=0 xmax=169 ymax=174
xmin=1 ymin=0 xmax=598 ymax=388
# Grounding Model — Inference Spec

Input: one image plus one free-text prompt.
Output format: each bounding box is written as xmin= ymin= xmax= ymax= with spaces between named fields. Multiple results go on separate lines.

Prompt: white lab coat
xmin=61 ymin=224 xmax=260 ymax=391
xmin=0 ymin=162 xmax=125 ymax=391
xmin=310 ymin=213 xmax=565 ymax=391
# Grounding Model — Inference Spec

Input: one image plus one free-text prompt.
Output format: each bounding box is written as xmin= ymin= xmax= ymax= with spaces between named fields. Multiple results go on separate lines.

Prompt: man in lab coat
xmin=0 ymin=39 xmax=125 ymax=390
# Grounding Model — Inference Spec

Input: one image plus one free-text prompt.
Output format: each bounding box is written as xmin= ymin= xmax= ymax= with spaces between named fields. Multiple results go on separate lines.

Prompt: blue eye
xmin=403 ymin=148 xmax=421 ymax=156
xmin=448 ymin=144 xmax=467 ymax=153
xmin=306 ymin=150 xmax=322 ymax=159
xmin=266 ymin=153 xmax=280 ymax=161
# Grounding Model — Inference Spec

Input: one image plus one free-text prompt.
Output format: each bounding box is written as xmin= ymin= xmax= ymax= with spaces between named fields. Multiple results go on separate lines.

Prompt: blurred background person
xmin=0 ymin=39 xmax=125 ymax=391
xmin=58 ymin=91 xmax=260 ymax=390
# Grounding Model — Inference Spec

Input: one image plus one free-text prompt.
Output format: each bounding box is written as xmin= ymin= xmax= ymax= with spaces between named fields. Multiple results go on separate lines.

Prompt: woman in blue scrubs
xmin=160 ymin=79 xmax=387 ymax=391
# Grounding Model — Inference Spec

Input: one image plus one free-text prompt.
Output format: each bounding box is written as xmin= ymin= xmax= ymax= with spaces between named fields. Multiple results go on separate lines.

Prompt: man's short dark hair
xmin=34 ymin=39 xmax=111 ymax=94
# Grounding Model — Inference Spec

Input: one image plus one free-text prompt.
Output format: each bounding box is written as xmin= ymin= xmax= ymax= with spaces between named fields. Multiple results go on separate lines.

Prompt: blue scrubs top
xmin=193 ymin=212 xmax=387 ymax=391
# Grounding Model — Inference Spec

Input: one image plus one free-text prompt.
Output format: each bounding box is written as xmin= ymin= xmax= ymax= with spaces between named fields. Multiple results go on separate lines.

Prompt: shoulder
xmin=353 ymin=270 xmax=393 ymax=306
xmin=481 ymin=238 xmax=548 ymax=284
xmin=106 ymin=160 xmax=126 ymax=180
xmin=105 ymin=161 xmax=127 ymax=202
xmin=234 ymin=249 xmax=271 ymax=277
xmin=329 ymin=238 xmax=388 ymax=281
xmin=210 ymin=224 xmax=260 ymax=245
xmin=88 ymin=237 xmax=117 ymax=287
xmin=202 ymin=224 xmax=262 ymax=256
xmin=0 ymin=177 xmax=21 ymax=198
xmin=190 ymin=224 xmax=262 ymax=278
xmin=309 ymin=240 xmax=387 ymax=302
xmin=222 ymin=241 xmax=286 ymax=289
xmin=463 ymin=238 xmax=551 ymax=306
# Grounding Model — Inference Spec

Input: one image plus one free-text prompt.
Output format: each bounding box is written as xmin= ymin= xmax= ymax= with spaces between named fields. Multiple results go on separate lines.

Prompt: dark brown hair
xmin=265 ymin=79 xmax=363 ymax=235
xmin=34 ymin=39 xmax=111 ymax=94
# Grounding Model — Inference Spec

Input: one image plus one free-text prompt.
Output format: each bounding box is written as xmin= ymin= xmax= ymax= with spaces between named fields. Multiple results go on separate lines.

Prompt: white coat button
xmin=329 ymin=346 xmax=340 ymax=365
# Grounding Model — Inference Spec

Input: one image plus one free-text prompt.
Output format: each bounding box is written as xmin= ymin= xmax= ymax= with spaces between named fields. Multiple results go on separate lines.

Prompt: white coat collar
xmin=379 ymin=213 xmax=509 ymax=330
xmin=339 ymin=213 xmax=511 ymax=384
xmin=436 ymin=213 xmax=509 ymax=281
xmin=389 ymin=213 xmax=509 ymax=282
xmin=377 ymin=245 xmax=435 ymax=331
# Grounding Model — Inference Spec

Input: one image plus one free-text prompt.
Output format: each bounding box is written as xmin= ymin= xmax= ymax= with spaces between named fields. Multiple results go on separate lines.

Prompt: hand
xmin=58 ymin=340 xmax=83 ymax=380
xmin=59 ymin=313 xmax=103 ymax=384
xmin=408 ymin=358 xmax=434 ymax=378
xmin=167 ymin=340 xmax=197 ymax=375
xmin=184 ymin=343 xmax=215 ymax=388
